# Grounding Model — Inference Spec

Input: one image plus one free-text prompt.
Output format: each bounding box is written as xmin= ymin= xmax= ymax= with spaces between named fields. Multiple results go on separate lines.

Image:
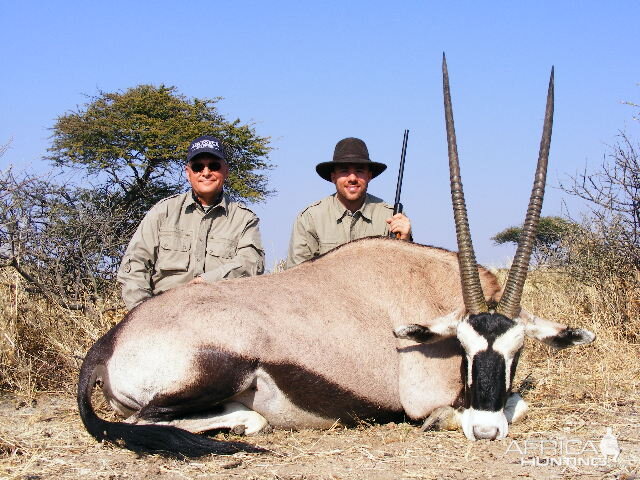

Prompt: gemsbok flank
xmin=78 ymin=55 xmax=595 ymax=457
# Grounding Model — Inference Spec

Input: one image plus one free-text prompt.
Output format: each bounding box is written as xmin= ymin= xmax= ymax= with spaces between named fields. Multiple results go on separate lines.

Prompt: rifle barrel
xmin=389 ymin=129 xmax=409 ymax=239
xmin=394 ymin=129 xmax=409 ymax=211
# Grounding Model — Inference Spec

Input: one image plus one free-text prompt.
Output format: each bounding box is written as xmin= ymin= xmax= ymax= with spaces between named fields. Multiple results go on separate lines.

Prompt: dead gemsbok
xmin=77 ymin=56 xmax=594 ymax=457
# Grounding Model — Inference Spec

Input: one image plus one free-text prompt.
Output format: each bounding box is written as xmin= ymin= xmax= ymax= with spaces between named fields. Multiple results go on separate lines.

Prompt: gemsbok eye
xmin=77 ymin=55 xmax=594 ymax=457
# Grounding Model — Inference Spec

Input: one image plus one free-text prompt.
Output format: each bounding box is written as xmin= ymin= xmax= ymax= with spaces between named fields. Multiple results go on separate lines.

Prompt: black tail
xmin=77 ymin=340 xmax=265 ymax=458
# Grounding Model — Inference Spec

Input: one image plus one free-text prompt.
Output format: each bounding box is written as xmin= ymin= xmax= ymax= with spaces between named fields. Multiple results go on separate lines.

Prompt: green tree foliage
xmin=0 ymin=86 xmax=273 ymax=309
xmin=492 ymin=216 xmax=580 ymax=265
xmin=47 ymin=85 xmax=272 ymax=217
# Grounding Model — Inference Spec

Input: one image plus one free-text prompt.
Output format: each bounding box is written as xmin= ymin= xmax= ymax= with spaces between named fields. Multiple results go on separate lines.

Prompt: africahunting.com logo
xmin=505 ymin=427 xmax=629 ymax=467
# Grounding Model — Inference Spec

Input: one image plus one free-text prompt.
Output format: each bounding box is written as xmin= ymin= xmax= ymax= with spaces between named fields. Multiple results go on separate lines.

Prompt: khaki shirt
xmin=286 ymin=193 xmax=394 ymax=268
xmin=117 ymin=192 xmax=264 ymax=310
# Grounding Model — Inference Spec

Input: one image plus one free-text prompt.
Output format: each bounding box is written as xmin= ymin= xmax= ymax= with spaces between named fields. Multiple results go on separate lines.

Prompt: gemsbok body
xmin=78 ymin=56 xmax=595 ymax=457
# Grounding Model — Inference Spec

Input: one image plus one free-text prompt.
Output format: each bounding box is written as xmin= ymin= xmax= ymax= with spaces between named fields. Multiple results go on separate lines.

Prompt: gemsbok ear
xmin=516 ymin=309 xmax=596 ymax=349
xmin=394 ymin=311 xmax=462 ymax=344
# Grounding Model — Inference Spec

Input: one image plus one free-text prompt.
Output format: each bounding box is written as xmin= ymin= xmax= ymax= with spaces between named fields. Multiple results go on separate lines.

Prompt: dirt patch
xmin=1 ymin=393 xmax=638 ymax=480
xmin=3 ymin=269 xmax=639 ymax=479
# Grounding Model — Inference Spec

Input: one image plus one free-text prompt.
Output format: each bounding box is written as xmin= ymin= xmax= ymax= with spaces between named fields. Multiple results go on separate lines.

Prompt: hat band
xmin=333 ymin=155 xmax=370 ymax=161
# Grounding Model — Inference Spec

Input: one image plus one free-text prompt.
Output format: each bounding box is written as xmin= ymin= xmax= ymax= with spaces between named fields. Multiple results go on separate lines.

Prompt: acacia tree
xmin=0 ymin=86 xmax=273 ymax=309
xmin=47 ymin=84 xmax=272 ymax=218
xmin=492 ymin=216 xmax=580 ymax=266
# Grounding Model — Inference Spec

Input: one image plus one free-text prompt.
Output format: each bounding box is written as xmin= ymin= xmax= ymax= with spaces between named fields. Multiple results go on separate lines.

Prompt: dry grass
xmin=0 ymin=268 xmax=124 ymax=395
xmin=1 ymin=266 xmax=639 ymax=479
xmin=510 ymin=268 xmax=640 ymax=416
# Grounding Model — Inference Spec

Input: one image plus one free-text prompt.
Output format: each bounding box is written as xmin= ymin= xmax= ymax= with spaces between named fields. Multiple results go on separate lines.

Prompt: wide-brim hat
xmin=315 ymin=137 xmax=387 ymax=181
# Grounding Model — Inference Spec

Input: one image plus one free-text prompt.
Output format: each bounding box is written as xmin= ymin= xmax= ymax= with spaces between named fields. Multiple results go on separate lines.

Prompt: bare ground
xmin=1 ymin=384 xmax=638 ymax=480
xmin=2 ymin=275 xmax=640 ymax=480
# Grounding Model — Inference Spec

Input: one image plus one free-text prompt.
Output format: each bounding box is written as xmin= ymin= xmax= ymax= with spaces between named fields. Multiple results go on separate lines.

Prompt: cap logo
xmin=190 ymin=139 xmax=220 ymax=151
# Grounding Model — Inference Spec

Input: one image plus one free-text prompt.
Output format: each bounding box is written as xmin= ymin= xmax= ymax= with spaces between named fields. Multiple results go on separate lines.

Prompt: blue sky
xmin=1 ymin=1 xmax=639 ymax=269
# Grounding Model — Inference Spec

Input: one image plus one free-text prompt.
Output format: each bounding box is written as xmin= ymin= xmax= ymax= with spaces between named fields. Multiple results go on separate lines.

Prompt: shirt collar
xmin=331 ymin=193 xmax=373 ymax=222
xmin=188 ymin=190 xmax=228 ymax=215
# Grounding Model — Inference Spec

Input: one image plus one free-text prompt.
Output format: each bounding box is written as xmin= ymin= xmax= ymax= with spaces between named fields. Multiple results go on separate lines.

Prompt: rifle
xmin=389 ymin=129 xmax=409 ymax=238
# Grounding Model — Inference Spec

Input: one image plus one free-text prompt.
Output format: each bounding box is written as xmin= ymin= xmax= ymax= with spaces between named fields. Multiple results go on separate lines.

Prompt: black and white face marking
xmin=516 ymin=309 xmax=596 ymax=349
xmin=394 ymin=309 xmax=594 ymax=441
xmin=456 ymin=313 xmax=525 ymax=440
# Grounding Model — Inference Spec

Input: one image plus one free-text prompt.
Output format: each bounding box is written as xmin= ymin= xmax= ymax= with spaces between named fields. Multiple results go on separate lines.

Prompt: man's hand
xmin=386 ymin=213 xmax=412 ymax=241
xmin=188 ymin=276 xmax=206 ymax=285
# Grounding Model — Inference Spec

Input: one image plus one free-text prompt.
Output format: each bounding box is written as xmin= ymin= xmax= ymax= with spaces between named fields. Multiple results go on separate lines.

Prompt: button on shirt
xmin=286 ymin=193 xmax=394 ymax=268
xmin=117 ymin=192 xmax=264 ymax=310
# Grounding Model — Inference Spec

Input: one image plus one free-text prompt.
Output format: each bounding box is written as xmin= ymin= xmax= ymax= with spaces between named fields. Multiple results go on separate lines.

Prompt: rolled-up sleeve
xmin=286 ymin=213 xmax=318 ymax=269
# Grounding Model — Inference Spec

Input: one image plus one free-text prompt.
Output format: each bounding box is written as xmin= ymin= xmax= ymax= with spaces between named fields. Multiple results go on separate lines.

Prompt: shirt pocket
xmin=206 ymin=238 xmax=237 ymax=259
xmin=318 ymin=238 xmax=341 ymax=255
xmin=158 ymin=230 xmax=191 ymax=271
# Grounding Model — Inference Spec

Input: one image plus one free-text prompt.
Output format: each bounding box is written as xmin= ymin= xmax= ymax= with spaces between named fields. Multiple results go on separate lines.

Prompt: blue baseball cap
xmin=186 ymin=135 xmax=226 ymax=162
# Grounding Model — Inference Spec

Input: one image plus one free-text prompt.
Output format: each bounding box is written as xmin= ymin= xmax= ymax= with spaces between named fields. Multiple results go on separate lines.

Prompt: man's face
xmin=186 ymin=154 xmax=229 ymax=205
xmin=331 ymin=164 xmax=373 ymax=205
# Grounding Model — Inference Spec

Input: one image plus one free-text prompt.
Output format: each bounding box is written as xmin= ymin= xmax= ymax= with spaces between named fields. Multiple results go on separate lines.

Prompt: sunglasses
xmin=189 ymin=161 xmax=223 ymax=173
